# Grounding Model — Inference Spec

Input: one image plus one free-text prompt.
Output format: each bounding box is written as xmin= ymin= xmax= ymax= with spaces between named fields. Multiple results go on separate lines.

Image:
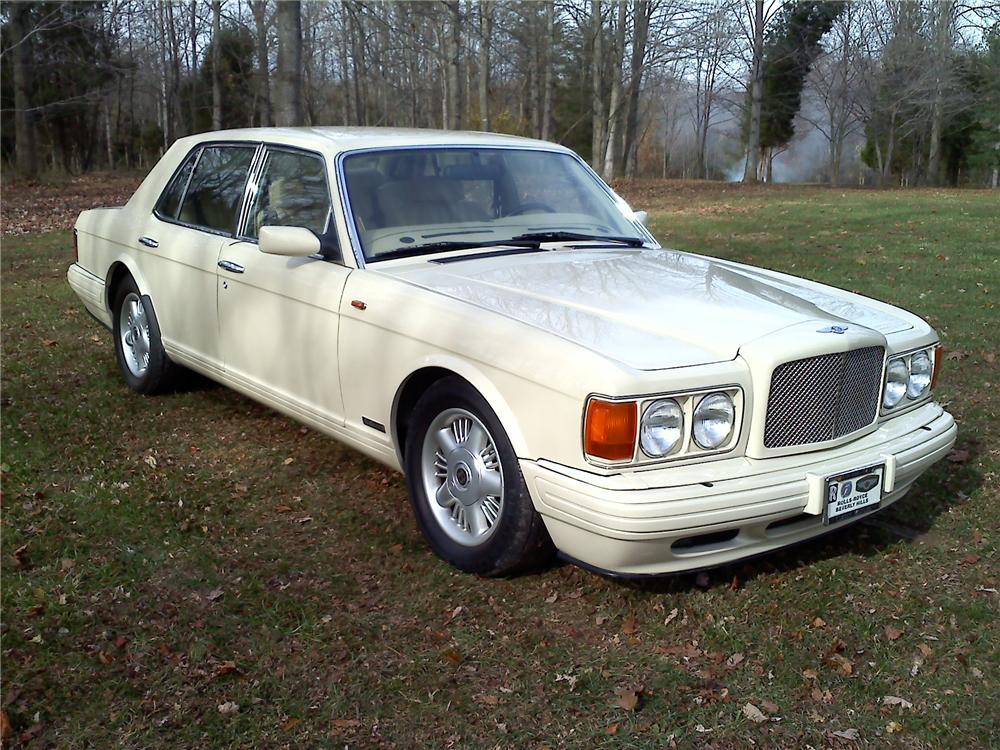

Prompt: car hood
xmin=383 ymin=248 xmax=914 ymax=370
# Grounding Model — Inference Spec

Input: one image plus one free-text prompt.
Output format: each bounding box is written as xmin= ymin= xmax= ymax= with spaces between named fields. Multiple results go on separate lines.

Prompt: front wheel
xmin=404 ymin=377 xmax=553 ymax=576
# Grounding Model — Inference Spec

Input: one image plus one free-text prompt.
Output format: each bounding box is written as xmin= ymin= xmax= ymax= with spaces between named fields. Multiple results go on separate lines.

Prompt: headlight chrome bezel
xmin=639 ymin=398 xmax=685 ymax=457
xmin=882 ymin=344 xmax=938 ymax=415
xmin=584 ymin=385 xmax=743 ymax=467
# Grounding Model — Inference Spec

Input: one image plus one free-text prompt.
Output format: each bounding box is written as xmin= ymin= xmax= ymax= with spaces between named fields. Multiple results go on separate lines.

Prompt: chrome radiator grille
xmin=763 ymin=346 xmax=885 ymax=449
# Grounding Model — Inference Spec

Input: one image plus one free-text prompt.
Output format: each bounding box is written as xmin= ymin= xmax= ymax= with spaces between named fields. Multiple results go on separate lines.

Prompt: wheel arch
xmin=391 ymin=359 xmax=530 ymax=465
xmin=105 ymin=258 xmax=151 ymax=311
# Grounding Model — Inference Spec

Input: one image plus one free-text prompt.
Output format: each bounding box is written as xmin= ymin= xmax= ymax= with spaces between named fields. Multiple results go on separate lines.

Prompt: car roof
xmin=175 ymin=126 xmax=572 ymax=156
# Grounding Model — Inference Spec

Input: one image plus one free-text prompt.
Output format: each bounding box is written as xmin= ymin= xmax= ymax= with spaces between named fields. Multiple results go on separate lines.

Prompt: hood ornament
xmin=817 ymin=325 xmax=849 ymax=334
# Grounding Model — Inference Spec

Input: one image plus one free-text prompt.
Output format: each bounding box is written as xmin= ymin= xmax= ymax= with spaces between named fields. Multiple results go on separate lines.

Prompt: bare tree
xmin=742 ymin=0 xmax=765 ymax=182
xmin=252 ymin=0 xmax=271 ymax=127
xmin=443 ymin=1 xmax=462 ymax=130
xmin=275 ymin=0 xmax=304 ymax=126
xmin=211 ymin=0 xmax=222 ymax=131
xmin=478 ymin=1 xmax=493 ymax=131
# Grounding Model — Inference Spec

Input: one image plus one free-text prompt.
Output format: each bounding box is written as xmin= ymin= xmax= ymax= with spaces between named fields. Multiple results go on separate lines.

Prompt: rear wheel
xmin=112 ymin=277 xmax=180 ymax=395
xmin=404 ymin=377 xmax=553 ymax=576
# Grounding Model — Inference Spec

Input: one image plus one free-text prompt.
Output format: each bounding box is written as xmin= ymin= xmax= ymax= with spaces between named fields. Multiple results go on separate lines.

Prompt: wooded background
xmin=2 ymin=0 xmax=999 ymax=187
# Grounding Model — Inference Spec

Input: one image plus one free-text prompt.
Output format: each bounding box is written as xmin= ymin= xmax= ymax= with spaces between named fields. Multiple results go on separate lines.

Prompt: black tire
xmin=403 ymin=376 xmax=554 ymax=576
xmin=111 ymin=276 xmax=181 ymax=395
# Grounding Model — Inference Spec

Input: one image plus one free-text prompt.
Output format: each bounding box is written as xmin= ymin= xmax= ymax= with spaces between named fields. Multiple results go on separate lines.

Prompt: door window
xmin=245 ymin=149 xmax=331 ymax=239
xmin=178 ymin=145 xmax=256 ymax=234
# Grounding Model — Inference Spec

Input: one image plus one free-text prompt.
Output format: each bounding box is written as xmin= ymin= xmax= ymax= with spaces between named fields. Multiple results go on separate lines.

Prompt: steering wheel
xmin=508 ymin=201 xmax=557 ymax=216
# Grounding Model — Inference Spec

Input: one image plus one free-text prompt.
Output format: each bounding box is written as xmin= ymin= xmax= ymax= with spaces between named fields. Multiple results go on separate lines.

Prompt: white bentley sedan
xmin=68 ymin=127 xmax=956 ymax=577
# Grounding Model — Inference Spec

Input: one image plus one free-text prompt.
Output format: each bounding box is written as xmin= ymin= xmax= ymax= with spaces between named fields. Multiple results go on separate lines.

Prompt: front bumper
xmin=521 ymin=402 xmax=956 ymax=575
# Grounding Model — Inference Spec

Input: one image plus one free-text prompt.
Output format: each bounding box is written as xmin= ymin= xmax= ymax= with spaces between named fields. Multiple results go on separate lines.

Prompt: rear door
xmin=141 ymin=143 xmax=259 ymax=375
xmin=217 ymin=145 xmax=352 ymax=426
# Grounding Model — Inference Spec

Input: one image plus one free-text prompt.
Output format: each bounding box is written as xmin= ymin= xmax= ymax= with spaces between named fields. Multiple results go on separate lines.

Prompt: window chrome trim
xmin=333 ymin=143 xmax=658 ymax=269
xmin=235 ymin=143 xmax=335 ymax=243
xmin=151 ymin=140 xmax=262 ymax=239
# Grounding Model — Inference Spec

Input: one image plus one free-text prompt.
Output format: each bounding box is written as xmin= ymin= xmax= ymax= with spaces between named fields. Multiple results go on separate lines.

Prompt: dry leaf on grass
xmin=882 ymin=695 xmax=913 ymax=709
xmin=884 ymin=624 xmax=904 ymax=641
xmin=613 ymin=688 xmax=640 ymax=712
xmin=218 ymin=701 xmax=239 ymax=715
xmin=742 ymin=702 xmax=767 ymax=723
xmin=831 ymin=728 xmax=861 ymax=741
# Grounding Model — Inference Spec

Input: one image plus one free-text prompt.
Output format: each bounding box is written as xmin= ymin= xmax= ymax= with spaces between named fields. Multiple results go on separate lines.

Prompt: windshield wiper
xmin=510 ymin=231 xmax=647 ymax=247
xmin=374 ymin=239 xmax=542 ymax=262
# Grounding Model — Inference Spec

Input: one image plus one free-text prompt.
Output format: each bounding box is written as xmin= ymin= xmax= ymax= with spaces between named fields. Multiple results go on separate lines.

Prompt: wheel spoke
xmin=435 ymin=481 xmax=454 ymax=508
xmin=435 ymin=427 xmax=459 ymax=455
xmin=465 ymin=421 xmax=488 ymax=453
xmin=467 ymin=504 xmax=490 ymax=536
xmin=480 ymin=469 xmax=503 ymax=498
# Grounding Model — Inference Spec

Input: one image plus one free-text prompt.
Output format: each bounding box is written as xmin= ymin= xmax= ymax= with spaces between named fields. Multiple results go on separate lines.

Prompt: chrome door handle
xmin=138 ymin=236 xmax=159 ymax=248
xmin=218 ymin=260 xmax=245 ymax=274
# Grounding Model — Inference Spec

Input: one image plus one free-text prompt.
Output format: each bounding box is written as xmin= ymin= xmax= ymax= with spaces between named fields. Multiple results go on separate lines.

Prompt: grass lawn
xmin=2 ymin=182 xmax=997 ymax=748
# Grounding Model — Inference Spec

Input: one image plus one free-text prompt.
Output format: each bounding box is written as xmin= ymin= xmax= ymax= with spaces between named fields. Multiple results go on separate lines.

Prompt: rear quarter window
xmin=156 ymin=150 xmax=198 ymax=219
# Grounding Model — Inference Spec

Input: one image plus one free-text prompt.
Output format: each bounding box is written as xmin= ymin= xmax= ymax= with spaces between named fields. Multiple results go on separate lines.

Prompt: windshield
xmin=341 ymin=147 xmax=645 ymax=261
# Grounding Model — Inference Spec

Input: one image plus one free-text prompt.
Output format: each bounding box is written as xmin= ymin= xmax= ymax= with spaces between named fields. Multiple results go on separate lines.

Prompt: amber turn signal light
xmin=584 ymin=399 xmax=637 ymax=462
xmin=931 ymin=344 xmax=943 ymax=391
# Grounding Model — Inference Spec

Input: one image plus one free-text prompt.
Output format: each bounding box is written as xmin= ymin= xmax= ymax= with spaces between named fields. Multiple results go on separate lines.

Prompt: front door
xmin=217 ymin=146 xmax=351 ymax=426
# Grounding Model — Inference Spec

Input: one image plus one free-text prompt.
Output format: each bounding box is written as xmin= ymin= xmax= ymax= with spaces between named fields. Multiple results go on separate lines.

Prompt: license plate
xmin=824 ymin=464 xmax=884 ymax=524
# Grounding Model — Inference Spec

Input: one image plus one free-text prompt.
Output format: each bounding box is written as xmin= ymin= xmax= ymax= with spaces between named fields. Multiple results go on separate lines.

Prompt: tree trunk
xmin=190 ymin=1 xmax=198 ymax=131
xmin=252 ymin=0 xmax=272 ymax=127
xmin=590 ymin=0 xmax=605 ymax=170
xmin=275 ymin=0 xmax=304 ymax=126
xmin=926 ymin=1 xmax=952 ymax=186
xmin=9 ymin=6 xmax=37 ymax=174
xmin=211 ymin=0 xmax=222 ymax=130
xmin=743 ymin=0 xmax=764 ymax=183
xmin=623 ymin=0 xmax=650 ymax=179
xmin=444 ymin=1 xmax=462 ymax=130
xmin=601 ymin=1 xmax=626 ymax=179
xmin=541 ymin=1 xmax=556 ymax=141
xmin=478 ymin=2 xmax=491 ymax=131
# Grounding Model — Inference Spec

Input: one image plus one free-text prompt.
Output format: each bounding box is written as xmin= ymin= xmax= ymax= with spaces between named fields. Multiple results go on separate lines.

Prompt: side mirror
xmin=259 ymin=226 xmax=321 ymax=257
xmin=633 ymin=210 xmax=648 ymax=226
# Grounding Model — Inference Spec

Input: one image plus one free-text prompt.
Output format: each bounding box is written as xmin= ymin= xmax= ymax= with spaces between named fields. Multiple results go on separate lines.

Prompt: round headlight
xmin=640 ymin=399 xmax=684 ymax=457
xmin=883 ymin=358 xmax=908 ymax=408
xmin=693 ymin=392 xmax=735 ymax=449
xmin=907 ymin=350 xmax=932 ymax=399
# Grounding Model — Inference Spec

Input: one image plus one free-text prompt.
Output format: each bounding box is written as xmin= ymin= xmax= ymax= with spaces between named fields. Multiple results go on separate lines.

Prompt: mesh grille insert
xmin=763 ymin=346 xmax=885 ymax=449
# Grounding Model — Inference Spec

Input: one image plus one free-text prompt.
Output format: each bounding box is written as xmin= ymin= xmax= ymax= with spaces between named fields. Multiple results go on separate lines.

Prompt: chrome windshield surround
xmin=333 ymin=143 xmax=657 ymax=269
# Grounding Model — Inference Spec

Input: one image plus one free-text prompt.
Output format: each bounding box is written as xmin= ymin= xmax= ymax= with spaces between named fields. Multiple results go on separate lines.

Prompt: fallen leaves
xmin=612 ymin=687 xmax=641 ymax=712
xmin=883 ymin=624 xmax=904 ymax=641
xmin=882 ymin=695 xmax=913 ymax=710
xmin=960 ymin=553 xmax=980 ymax=565
xmin=830 ymin=728 xmax=861 ymax=741
xmin=217 ymin=701 xmax=239 ymax=715
xmin=742 ymin=702 xmax=767 ymax=723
